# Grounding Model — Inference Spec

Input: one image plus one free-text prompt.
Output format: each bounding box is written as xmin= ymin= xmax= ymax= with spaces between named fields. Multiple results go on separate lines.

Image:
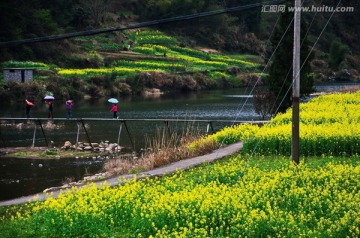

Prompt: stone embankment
xmin=0 ymin=140 xmax=124 ymax=160
xmin=62 ymin=140 xmax=122 ymax=153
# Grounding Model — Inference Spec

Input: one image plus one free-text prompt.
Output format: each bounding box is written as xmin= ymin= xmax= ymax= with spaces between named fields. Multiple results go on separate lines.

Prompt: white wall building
xmin=3 ymin=68 xmax=33 ymax=83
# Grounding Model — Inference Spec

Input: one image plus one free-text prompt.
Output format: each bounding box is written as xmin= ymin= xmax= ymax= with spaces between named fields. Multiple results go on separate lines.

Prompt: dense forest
xmin=0 ymin=0 xmax=359 ymax=105
xmin=0 ymin=0 xmax=265 ymax=61
xmin=1 ymin=0 xmax=359 ymax=74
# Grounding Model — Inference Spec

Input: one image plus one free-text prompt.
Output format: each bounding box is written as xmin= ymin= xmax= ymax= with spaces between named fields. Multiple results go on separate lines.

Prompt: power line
xmin=280 ymin=0 xmax=343 ymax=111
xmin=234 ymin=12 xmax=282 ymax=116
xmin=233 ymin=14 xmax=293 ymax=124
xmin=241 ymin=0 xmax=342 ymax=165
xmin=273 ymin=0 xmax=324 ymax=115
xmin=232 ymin=0 xmax=341 ymax=160
xmin=214 ymin=2 xmax=285 ymax=163
xmin=0 ymin=0 xmax=287 ymax=48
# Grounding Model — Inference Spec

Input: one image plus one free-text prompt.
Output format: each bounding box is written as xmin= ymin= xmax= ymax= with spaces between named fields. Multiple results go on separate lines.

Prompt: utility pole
xmin=292 ymin=0 xmax=301 ymax=164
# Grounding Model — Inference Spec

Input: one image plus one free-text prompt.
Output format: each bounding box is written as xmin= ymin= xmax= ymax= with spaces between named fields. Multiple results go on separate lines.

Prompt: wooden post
xmin=0 ymin=123 xmax=5 ymax=147
xmin=163 ymin=120 xmax=171 ymax=136
xmin=76 ymin=122 xmax=81 ymax=144
xmin=292 ymin=0 xmax=301 ymax=165
xmin=117 ymin=122 xmax=123 ymax=145
xmin=32 ymin=123 xmax=37 ymax=147
xmin=207 ymin=121 xmax=214 ymax=134
xmin=38 ymin=120 xmax=49 ymax=147
xmin=123 ymin=120 xmax=135 ymax=150
xmin=79 ymin=119 xmax=92 ymax=148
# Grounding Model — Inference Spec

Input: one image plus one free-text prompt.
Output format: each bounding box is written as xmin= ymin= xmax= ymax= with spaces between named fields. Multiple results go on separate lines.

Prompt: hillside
xmin=0 ymin=0 xmax=359 ymax=103
xmin=0 ymin=29 xmax=264 ymax=103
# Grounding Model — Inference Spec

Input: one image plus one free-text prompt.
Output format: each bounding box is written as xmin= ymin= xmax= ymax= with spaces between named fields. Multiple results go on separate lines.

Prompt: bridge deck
xmin=0 ymin=118 xmax=267 ymax=149
xmin=0 ymin=117 xmax=268 ymax=124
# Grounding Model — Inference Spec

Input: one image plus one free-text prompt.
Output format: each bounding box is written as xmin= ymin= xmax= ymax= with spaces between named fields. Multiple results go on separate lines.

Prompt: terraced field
xmin=57 ymin=30 xmax=261 ymax=79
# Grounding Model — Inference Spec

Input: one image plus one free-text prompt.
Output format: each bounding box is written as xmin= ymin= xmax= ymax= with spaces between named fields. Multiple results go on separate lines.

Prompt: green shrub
xmin=1 ymin=60 xmax=48 ymax=69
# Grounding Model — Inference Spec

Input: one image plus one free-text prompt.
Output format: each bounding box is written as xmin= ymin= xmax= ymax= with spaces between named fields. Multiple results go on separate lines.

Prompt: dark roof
xmin=3 ymin=68 xmax=33 ymax=70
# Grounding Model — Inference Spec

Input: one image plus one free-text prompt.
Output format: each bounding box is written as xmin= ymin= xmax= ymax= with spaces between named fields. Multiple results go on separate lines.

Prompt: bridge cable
xmin=0 ymin=0 xmax=287 ymax=48
xmin=276 ymin=0 xmax=343 ymax=115
xmin=211 ymin=2 xmax=293 ymax=176
xmin=270 ymin=0 xmax=324 ymax=115
xmin=237 ymin=0 xmax=343 ymax=181
xmin=215 ymin=0 xmax=341 ymax=179
xmin=247 ymin=0 xmax=343 ymax=164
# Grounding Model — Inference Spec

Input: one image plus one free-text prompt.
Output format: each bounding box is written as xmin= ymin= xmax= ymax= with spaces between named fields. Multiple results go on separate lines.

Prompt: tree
xmin=267 ymin=5 xmax=314 ymax=113
xmin=79 ymin=0 xmax=110 ymax=27
xmin=226 ymin=0 xmax=262 ymax=34
xmin=0 ymin=0 xmax=64 ymax=62
xmin=253 ymin=88 xmax=275 ymax=120
xmin=328 ymin=38 xmax=349 ymax=70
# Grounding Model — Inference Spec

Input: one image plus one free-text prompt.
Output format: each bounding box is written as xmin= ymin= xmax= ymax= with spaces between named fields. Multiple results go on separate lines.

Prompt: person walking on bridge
xmin=110 ymin=103 xmax=118 ymax=119
xmin=66 ymin=99 xmax=73 ymax=119
xmin=25 ymin=98 xmax=35 ymax=118
xmin=45 ymin=100 xmax=54 ymax=119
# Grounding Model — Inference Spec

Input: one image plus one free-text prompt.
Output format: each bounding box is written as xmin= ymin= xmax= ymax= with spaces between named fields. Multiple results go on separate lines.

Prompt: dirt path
xmin=0 ymin=142 xmax=242 ymax=206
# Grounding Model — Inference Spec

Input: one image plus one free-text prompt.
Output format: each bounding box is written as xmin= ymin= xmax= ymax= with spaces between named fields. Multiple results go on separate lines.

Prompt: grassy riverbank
xmin=0 ymin=147 xmax=95 ymax=159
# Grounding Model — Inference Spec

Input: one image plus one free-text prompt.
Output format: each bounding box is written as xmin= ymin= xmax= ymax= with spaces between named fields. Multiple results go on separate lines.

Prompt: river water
xmin=0 ymin=83 xmax=358 ymax=201
xmin=0 ymin=87 xmax=260 ymax=201
xmin=0 ymin=88 xmax=259 ymax=149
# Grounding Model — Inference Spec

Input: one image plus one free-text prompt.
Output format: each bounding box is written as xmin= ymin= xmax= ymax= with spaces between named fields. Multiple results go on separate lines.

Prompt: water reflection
xmin=0 ymin=89 xmax=261 ymax=200
xmin=0 ymin=89 xmax=260 ymax=148
xmin=0 ymin=157 xmax=104 ymax=201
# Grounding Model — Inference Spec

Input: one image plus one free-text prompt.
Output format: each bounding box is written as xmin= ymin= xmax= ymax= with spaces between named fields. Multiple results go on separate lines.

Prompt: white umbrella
xmin=44 ymin=95 xmax=55 ymax=100
xmin=108 ymin=98 xmax=119 ymax=103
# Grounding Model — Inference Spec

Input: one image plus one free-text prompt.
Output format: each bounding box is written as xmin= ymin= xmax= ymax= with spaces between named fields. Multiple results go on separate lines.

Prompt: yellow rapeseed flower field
xmin=1 ymin=156 xmax=359 ymax=237
xmin=1 ymin=91 xmax=359 ymax=237
xmin=192 ymin=91 xmax=360 ymax=156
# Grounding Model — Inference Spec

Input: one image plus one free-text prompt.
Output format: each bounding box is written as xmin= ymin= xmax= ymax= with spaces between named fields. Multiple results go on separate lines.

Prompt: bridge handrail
xmin=0 ymin=117 xmax=269 ymax=124
xmin=0 ymin=117 xmax=269 ymax=149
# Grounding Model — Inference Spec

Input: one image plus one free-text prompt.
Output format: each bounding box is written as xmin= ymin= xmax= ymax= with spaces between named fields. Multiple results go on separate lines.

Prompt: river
xmin=0 ymin=83 xmax=358 ymax=201
xmin=0 ymin=88 xmax=259 ymax=149
xmin=0 ymin=87 xmax=260 ymax=201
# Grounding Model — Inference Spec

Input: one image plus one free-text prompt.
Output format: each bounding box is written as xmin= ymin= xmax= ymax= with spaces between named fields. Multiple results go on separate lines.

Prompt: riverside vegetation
xmin=0 ymin=90 xmax=359 ymax=237
xmin=0 ymin=30 xmax=262 ymax=105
